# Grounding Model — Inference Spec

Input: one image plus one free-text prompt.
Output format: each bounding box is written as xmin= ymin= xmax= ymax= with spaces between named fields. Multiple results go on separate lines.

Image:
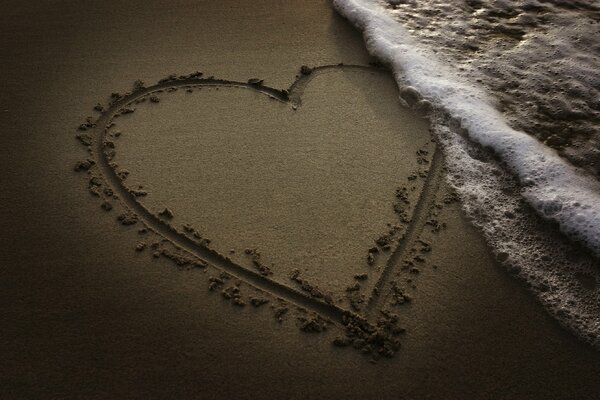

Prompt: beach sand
xmin=1 ymin=1 xmax=598 ymax=399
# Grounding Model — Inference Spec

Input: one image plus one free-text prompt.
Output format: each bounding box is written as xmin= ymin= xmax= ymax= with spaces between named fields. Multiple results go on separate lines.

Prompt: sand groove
xmin=89 ymin=65 xmax=441 ymax=326
xmin=366 ymin=148 xmax=443 ymax=314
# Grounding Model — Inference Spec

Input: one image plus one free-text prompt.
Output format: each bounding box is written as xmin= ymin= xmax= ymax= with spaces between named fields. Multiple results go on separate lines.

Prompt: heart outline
xmin=85 ymin=64 xmax=443 ymax=326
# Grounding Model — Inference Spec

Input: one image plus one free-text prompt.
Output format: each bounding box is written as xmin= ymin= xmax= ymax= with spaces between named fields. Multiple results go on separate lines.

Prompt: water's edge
xmin=333 ymin=0 xmax=600 ymax=348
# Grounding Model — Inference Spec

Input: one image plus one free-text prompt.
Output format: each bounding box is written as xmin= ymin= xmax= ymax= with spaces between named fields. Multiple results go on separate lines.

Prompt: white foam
xmin=333 ymin=0 xmax=600 ymax=258
xmin=333 ymin=0 xmax=600 ymax=346
xmin=435 ymin=117 xmax=600 ymax=347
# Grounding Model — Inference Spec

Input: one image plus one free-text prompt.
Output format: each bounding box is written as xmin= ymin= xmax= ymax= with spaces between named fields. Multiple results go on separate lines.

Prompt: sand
xmin=1 ymin=0 xmax=599 ymax=399
xmin=110 ymin=67 xmax=433 ymax=302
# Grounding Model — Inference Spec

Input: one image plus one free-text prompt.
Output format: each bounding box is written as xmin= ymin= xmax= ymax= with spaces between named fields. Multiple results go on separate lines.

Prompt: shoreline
xmin=1 ymin=1 xmax=598 ymax=399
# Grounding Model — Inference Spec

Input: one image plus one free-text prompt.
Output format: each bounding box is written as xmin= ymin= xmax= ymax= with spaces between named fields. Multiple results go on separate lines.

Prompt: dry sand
xmin=1 ymin=1 xmax=599 ymax=399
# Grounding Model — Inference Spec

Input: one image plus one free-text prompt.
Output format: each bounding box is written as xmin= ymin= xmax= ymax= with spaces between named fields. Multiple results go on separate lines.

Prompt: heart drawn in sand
xmin=77 ymin=65 xmax=442 ymax=357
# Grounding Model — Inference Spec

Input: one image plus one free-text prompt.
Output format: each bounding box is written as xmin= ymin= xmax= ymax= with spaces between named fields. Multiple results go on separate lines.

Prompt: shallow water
xmin=385 ymin=0 xmax=600 ymax=177
xmin=334 ymin=0 xmax=600 ymax=347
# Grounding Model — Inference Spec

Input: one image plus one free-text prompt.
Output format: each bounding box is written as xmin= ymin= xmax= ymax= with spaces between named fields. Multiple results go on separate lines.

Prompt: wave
xmin=333 ymin=0 xmax=600 ymax=346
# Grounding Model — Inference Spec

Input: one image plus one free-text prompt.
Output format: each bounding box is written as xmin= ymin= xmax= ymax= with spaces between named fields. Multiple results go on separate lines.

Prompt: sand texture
xmin=1 ymin=1 xmax=599 ymax=399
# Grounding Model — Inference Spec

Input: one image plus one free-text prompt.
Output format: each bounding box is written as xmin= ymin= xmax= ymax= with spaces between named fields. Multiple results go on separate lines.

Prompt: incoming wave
xmin=333 ymin=0 xmax=600 ymax=346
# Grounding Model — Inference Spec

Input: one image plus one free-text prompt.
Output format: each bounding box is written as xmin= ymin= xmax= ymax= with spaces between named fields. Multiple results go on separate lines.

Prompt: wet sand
xmin=1 ymin=1 xmax=599 ymax=399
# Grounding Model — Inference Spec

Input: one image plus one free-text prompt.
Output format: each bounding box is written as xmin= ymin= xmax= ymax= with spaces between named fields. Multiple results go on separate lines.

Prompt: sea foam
xmin=333 ymin=0 xmax=600 ymax=257
xmin=333 ymin=0 xmax=600 ymax=346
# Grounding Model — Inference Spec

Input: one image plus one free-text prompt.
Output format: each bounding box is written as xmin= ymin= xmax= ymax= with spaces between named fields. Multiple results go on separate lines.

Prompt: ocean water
xmin=333 ymin=0 xmax=600 ymax=347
